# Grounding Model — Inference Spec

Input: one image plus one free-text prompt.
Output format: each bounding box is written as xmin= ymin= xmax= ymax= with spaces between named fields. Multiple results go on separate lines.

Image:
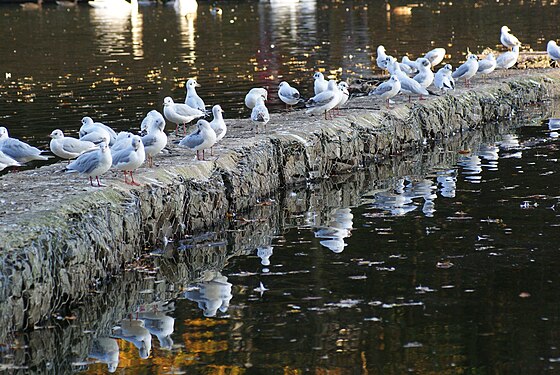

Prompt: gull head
xmin=389 ymin=75 xmax=400 ymax=83
xmin=212 ymin=104 xmax=224 ymax=115
xmin=468 ymin=54 xmax=478 ymax=61
xmin=99 ymin=142 xmax=109 ymax=153
xmin=279 ymin=81 xmax=289 ymax=89
xmin=338 ymin=81 xmax=349 ymax=90
xmin=197 ymin=119 xmax=212 ymax=130
xmin=418 ymin=57 xmax=431 ymax=68
xmin=501 ymin=25 xmax=511 ymax=33
xmin=186 ymin=78 xmax=200 ymax=89
xmin=81 ymin=116 xmax=94 ymax=126
xmin=163 ymin=96 xmax=174 ymax=106
xmin=443 ymin=63 xmax=453 ymax=72
xmin=50 ymin=129 xmax=64 ymax=139
xmin=0 ymin=127 xmax=9 ymax=139
xmin=313 ymin=72 xmax=324 ymax=81
xmin=131 ymin=135 xmax=143 ymax=150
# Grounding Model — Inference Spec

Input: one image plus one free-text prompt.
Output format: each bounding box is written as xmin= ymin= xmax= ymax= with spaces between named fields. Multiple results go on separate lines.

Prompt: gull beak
xmin=195 ymin=83 xmax=201 ymax=88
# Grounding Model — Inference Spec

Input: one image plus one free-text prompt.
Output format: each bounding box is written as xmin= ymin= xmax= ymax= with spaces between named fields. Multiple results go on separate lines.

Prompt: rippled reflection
xmin=184 ymin=271 xmax=233 ymax=317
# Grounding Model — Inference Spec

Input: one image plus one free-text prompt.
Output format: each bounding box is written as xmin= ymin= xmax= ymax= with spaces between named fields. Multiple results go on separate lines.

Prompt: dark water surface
xmin=3 ymin=0 xmax=560 ymax=374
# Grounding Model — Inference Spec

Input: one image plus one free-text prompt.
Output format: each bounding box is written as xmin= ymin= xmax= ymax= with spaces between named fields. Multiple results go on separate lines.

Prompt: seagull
xmin=0 ymin=126 xmax=49 ymax=163
xmin=162 ymin=96 xmax=205 ymax=135
xmin=434 ymin=64 xmax=455 ymax=92
xmin=547 ymin=40 xmax=560 ymax=66
xmin=400 ymin=56 xmax=418 ymax=76
xmin=386 ymin=57 xmax=429 ymax=101
xmin=79 ymin=130 xmax=110 ymax=146
xmin=376 ymin=45 xmax=389 ymax=71
xmin=49 ymin=129 xmax=98 ymax=161
xmin=112 ymin=135 xmax=146 ymax=185
xmin=313 ymin=72 xmax=329 ymax=95
xmin=79 ymin=117 xmax=117 ymax=146
xmin=251 ymin=96 xmax=270 ymax=133
xmin=370 ymin=75 xmax=401 ymax=108
xmin=423 ymin=47 xmax=446 ymax=67
xmin=278 ymin=81 xmax=301 ymax=109
xmin=477 ymin=53 xmax=497 ymax=81
xmin=451 ymin=54 xmax=478 ymax=87
xmin=496 ymin=46 xmax=519 ymax=70
xmin=110 ymin=131 xmax=134 ymax=153
xmin=0 ymin=150 xmax=21 ymax=171
xmin=336 ymin=81 xmax=350 ymax=111
xmin=140 ymin=110 xmax=165 ymax=134
xmin=184 ymin=79 xmax=206 ymax=113
xmin=178 ymin=119 xmax=217 ymax=161
xmin=244 ymin=88 xmax=268 ymax=110
xmin=500 ymin=26 xmax=521 ymax=50
xmin=306 ymin=80 xmax=340 ymax=119
xmin=66 ymin=142 xmax=112 ymax=187
xmin=141 ymin=115 xmax=167 ymax=167
xmin=413 ymin=57 xmax=434 ymax=90
xmin=209 ymin=104 xmax=226 ymax=154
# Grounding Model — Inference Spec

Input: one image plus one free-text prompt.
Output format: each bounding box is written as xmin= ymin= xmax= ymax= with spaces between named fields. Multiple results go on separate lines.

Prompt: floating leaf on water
xmin=519 ymin=292 xmax=531 ymax=298
xmin=436 ymin=261 xmax=454 ymax=269
xmin=364 ymin=317 xmax=382 ymax=322
xmin=403 ymin=342 xmax=423 ymax=348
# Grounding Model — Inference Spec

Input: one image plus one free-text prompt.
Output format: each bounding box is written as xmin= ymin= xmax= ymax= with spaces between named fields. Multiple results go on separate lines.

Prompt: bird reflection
xmin=369 ymin=178 xmax=438 ymax=216
xmin=458 ymin=154 xmax=482 ymax=183
xmin=257 ymin=246 xmax=273 ymax=269
xmin=184 ymin=271 xmax=233 ymax=317
xmin=138 ymin=307 xmax=175 ymax=350
xmin=88 ymin=337 xmax=119 ymax=373
xmin=112 ymin=318 xmax=152 ymax=359
xmin=314 ymin=208 xmax=353 ymax=253
xmin=437 ymin=169 xmax=457 ymax=198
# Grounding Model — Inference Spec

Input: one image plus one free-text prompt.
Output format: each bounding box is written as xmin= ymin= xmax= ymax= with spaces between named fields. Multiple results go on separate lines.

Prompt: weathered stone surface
xmin=0 ymin=68 xmax=559 ymax=334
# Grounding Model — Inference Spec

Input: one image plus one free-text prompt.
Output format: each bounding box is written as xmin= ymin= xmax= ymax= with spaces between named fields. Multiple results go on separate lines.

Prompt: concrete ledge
xmin=0 ymin=68 xmax=559 ymax=331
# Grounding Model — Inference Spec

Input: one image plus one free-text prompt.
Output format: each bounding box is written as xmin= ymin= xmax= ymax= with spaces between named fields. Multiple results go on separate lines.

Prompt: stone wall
xmin=0 ymin=69 xmax=558 ymax=334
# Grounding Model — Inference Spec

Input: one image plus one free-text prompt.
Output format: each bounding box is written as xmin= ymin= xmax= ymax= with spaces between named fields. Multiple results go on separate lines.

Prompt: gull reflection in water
xmin=257 ymin=245 xmax=273 ymax=272
xmin=184 ymin=271 xmax=233 ymax=317
xmin=112 ymin=318 xmax=152 ymax=359
xmin=173 ymin=0 xmax=198 ymax=16
xmin=497 ymin=134 xmax=523 ymax=158
xmin=314 ymin=208 xmax=353 ymax=253
xmin=138 ymin=303 xmax=175 ymax=350
xmin=368 ymin=178 xmax=438 ymax=217
xmin=88 ymin=337 xmax=119 ymax=373
xmin=437 ymin=169 xmax=457 ymax=198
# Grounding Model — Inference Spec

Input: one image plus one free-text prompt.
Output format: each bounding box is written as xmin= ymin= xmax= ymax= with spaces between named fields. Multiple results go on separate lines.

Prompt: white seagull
xmin=413 ymin=57 xmax=434 ymax=89
xmin=141 ymin=113 xmax=167 ymax=167
xmin=452 ymin=54 xmax=479 ymax=87
xmin=500 ymin=26 xmax=521 ymax=50
xmin=184 ymin=78 xmax=206 ymax=113
xmin=178 ymin=119 xmax=217 ymax=160
xmin=209 ymin=104 xmax=226 ymax=154
xmin=547 ymin=40 xmax=560 ymax=66
xmin=110 ymin=131 xmax=134 ymax=153
xmin=79 ymin=117 xmax=117 ymax=146
xmin=66 ymin=142 xmax=112 ymax=187
xmin=313 ymin=72 xmax=329 ymax=95
xmin=244 ymin=88 xmax=268 ymax=109
xmin=337 ymin=81 xmax=350 ymax=111
xmin=111 ymin=135 xmax=146 ymax=185
xmin=49 ymin=129 xmax=98 ymax=161
xmin=386 ymin=57 xmax=429 ymax=101
xmin=162 ymin=96 xmax=205 ymax=135
xmin=434 ymin=64 xmax=455 ymax=92
xmin=376 ymin=45 xmax=389 ymax=71
xmin=251 ymin=96 xmax=270 ymax=133
xmin=477 ymin=53 xmax=497 ymax=81
xmin=370 ymin=75 xmax=401 ymax=108
xmin=0 ymin=126 xmax=49 ymax=163
xmin=306 ymin=79 xmax=340 ymax=119
xmin=423 ymin=47 xmax=446 ymax=67
xmin=496 ymin=46 xmax=519 ymax=70
xmin=278 ymin=81 xmax=301 ymax=109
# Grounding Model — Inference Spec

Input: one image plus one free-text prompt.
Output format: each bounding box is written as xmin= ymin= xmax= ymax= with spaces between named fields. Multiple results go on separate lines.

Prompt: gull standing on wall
xmin=112 ymin=135 xmax=146 ymax=185
xmin=251 ymin=95 xmax=270 ymax=133
xmin=244 ymin=88 xmax=268 ymax=109
xmin=451 ymin=54 xmax=478 ymax=87
xmin=0 ymin=127 xmax=49 ymax=163
xmin=313 ymin=72 xmax=328 ymax=95
xmin=547 ymin=40 xmax=560 ymax=66
xmin=434 ymin=64 xmax=455 ymax=92
xmin=179 ymin=119 xmax=217 ymax=160
xmin=278 ymin=81 xmax=301 ymax=110
xmin=423 ymin=47 xmax=446 ymax=67
xmin=209 ymin=104 xmax=226 ymax=154
xmin=500 ymin=26 xmax=521 ymax=50
xmin=66 ymin=142 xmax=112 ymax=187
xmin=370 ymin=75 xmax=401 ymax=108
xmin=163 ymin=96 xmax=205 ymax=135
xmin=184 ymin=79 xmax=206 ymax=113
xmin=49 ymin=129 xmax=98 ymax=161
xmin=141 ymin=112 xmax=167 ymax=167
xmin=306 ymin=80 xmax=340 ymax=119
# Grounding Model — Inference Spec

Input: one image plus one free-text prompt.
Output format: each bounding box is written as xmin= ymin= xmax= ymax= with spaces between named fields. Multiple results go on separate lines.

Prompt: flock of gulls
xmin=1 ymin=25 xmax=560 ymax=187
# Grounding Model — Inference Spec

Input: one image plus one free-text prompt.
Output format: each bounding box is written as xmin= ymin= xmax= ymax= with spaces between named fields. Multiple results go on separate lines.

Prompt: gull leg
xmin=89 ymin=176 xmax=94 ymax=186
xmin=130 ymin=171 xmax=140 ymax=186
xmin=96 ymin=176 xmax=102 ymax=187
xmin=123 ymin=171 xmax=129 ymax=184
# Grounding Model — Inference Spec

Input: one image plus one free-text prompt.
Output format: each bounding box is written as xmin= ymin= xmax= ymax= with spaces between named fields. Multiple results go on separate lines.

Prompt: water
xmin=3 ymin=0 xmax=560 ymax=373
